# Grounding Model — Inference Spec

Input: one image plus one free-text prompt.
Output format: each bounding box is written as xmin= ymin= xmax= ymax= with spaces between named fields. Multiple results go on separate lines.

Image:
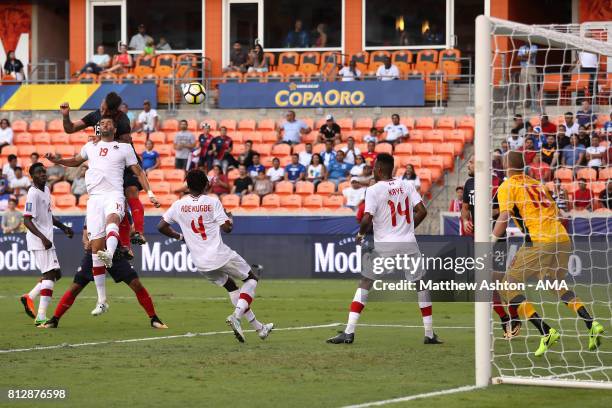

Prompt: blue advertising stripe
xmin=0 ymin=85 xmax=22 ymax=109
xmin=218 ymin=80 xmax=425 ymax=109
xmin=81 ymin=83 xmax=158 ymax=110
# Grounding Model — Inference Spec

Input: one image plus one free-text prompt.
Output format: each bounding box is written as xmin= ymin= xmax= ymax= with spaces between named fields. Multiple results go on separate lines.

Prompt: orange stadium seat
xmin=336 ymin=118 xmax=353 ymax=131
xmin=299 ymin=52 xmax=320 ymax=74
xmin=374 ymin=143 xmax=392 ymax=154
xmin=36 ymin=145 xmax=54 ymax=157
xmin=554 ymin=167 xmax=573 ymax=182
xmin=50 ymin=133 xmax=70 ymax=144
xmin=438 ymin=49 xmax=461 ymax=81
xmin=316 ymin=181 xmax=335 ymax=195
xmin=277 ymin=52 xmax=299 ymax=75
xmin=47 ymin=119 xmax=64 ymax=133
xmin=223 ymin=72 xmax=243 ymax=83
xmin=0 ymin=145 xmax=17 ymax=158
xmin=323 ymin=195 xmax=344 ymax=209
xmin=368 ymin=51 xmax=391 ymax=72
xmin=375 ymin=117 xmax=390 ymax=129
xmin=141 ymin=74 xmax=159 ymax=85
xmin=55 ymin=194 xmax=77 ymax=209
xmin=287 ymin=71 xmax=306 ymax=83
xmin=406 ymin=70 xmax=424 ymax=80
xmin=303 ymin=194 xmax=323 ymax=209
xmin=457 ymin=116 xmax=475 ymax=142
xmin=14 ymin=132 xmax=32 ymax=145
xmin=271 ymin=144 xmax=291 ymax=157
xmin=151 ymin=181 xmax=171 ymax=194
xmin=434 ymin=143 xmax=456 ymax=170
xmin=161 ymin=119 xmax=179 ymax=131
xmin=149 ymin=132 xmax=166 ymax=144
xmin=262 ymin=194 xmax=281 ymax=209
xmin=350 ymin=52 xmax=369 ymax=73
xmin=17 ymin=145 xmax=36 ymax=157
xmin=133 ymin=55 xmax=155 ymax=76
xmin=69 ymin=132 xmax=88 ymax=145
xmin=280 ymin=194 xmax=302 ymax=209
xmin=258 ymin=119 xmax=276 ymax=131
xmin=577 ymin=167 xmax=597 ymax=181
xmin=29 ymin=120 xmax=46 ymax=133
xmin=11 ymin=120 xmax=28 ymax=132
xmin=599 ymin=167 xmax=612 ymax=180
xmin=221 ymin=194 xmax=240 ymax=210
xmin=394 ymin=143 xmax=412 ymax=157
xmin=241 ymin=194 xmax=261 ymax=209
xmin=266 ymin=71 xmax=284 ymax=82
xmin=156 ymin=145 xmax=173 ymax=157
xmin=147 ymin=169 xmax=165 ymax=181
xmin=568 ymin=73 xmax=591 ymax=95
xmin=275 ymin=181 xmax=294 ymax=195
xmin=413 ymin=143 xmax=434 ymax=156
xmin=157 ymin=195 xmax=177 ymax=208
xmin=119 ymin=73 xmax=140 ymax=84
xmin=425 ymin=129 xmax=444 ymax=143
xmin=436 ymin=116 xmax=456 ymax=130
xmin=399 ymin=156 xmax=422 ymax=169
xmin=541 ymin=73 xmax=564 ymax=98
xmin=32 ymin=132 xmax=51 ymax=144
xmin=391 ymin=50 xmax=413 ymax=74
xmin=55 ymin=145 xmax=75 ymax=157
xmin=52 ymin=181 xmax=71 ymax=194
xmin=165 ymin=169 xmax=185 ymax=181
xmin=160 ymin=156 xmax=174 ymax=169
xmin=354 ymin=117 xmax=373 ymax=132
xmin=155 ymin=55 xmax=176 ymax=76
xmin=238 ymin=119 xmax=256 ymax=132
xmin=220 ymin=119 xmax=237 ymax=131
xmin=295 ymin=181 xmax=315 ymax=196
xmin=263 ymin=52 xmax=275 ymax=69
xmin=409 ymin=129 xmax=424 ymax=142
xmin=422 ymin=156 xmax=444 ymax=181
xmin=415 ymin=50 xmax=438 ymax=74
xmin=337 ymin=181 xmax=351 ymax=193
xmin=244 ymin=72 xmax=265 ymax=83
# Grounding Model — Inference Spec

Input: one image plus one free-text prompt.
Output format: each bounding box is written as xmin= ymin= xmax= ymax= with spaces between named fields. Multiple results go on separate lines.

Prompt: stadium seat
xmin=391 ymin=50 xmax=413 ymax=75
xmin=55 ymin=194 xmax=77 ymax=209
xmin=134 ymin=55 xmax=155 ymax=76
xmin=354 ymin=118 xmax=373 ymax=132
xmin=219 ymin=120 xmax=237 ymax=131
xmin=438 ymin=49 xmax=461 ymax=81
xmin=413 ymin=143 xmax=434 ymax=155
xmin=244 ymin=71 xmax=265 ymax=83
xmin=541 ymin=73 xmax=563 ymax=98
xmin=50 ymin=133 xmax=70 ymax=144
xmin=0 ymin=145 xmax=17 ymax=158
xmin=99 ymin=73 xmax=117 ymax=84
xmin=336 ymin=118 xmax=354 ymax=131
xmin=36 ymin=145 xmax=54 ymax=157
xmin=350 ymin=52 xmax=369 ymax=73
xmin=147 ymin=169 xmax=165 ymax=181
xmin=299 ymin=52 xmax=320 ymax=74
xmin=415 ymin=50 xmax=438 ymax=74
xmin=258 ymin=118 xmax=276 ymax=131
xmin=577 ymin=167 xmax=597 ymax=181
xmin=149 ymin=132 xmax=166 ymax=144
xmin=263 ymin=52 xmax=276 ymax=69
xmin=368 ymin=51 xmax=391 ymax=72
xmin=238 ymin=119 xmax=256 ymax=132
xmin=266 ymin=71 xmax=284 ymax=82
xmin=436 ymin=116 xmax=456 ymax=130
xmin=337 ymin=181 xmax=351 ymax=193
xmin=241 ymin=194 xmax=261 ymax=209
xmin=406 ymin=70 xmax=424 ymax=80
xmin=295 ymin=181 xmax=315 ymax=196
xmin=308 ymin=72 xmax=324 ymax=82
xmin=154 ymin=55 xmax=176 ymax=76
xmin=316 ymin=181 xmax=336 ymax=195
xmin=160 ymin=156 xmax=175 ymax=169
xmin=262 ymin=194 xmax=281 ymax=209
xmin=598 ymin=167 xmax=612 ymax=180
xmin=161 ymin=119 xmax=179 ymax=131
xmin=151 ymin=181 xmax=171 ymax=194
xmin=223 ymin=72 xmax=243 ymax=83
xmin=394 ymin=143 xmax=413 ymax=157
xmin=303 ymin=194 xmax=323 ymax=209
xmin=55 ymin=145 xmax=75 ymax=157
xmin=47 ymin=119 xmax=64 ymax=133
xmin=277 ymin=52 xmax=299 ymax=75
xmin=156 ymin=145 xmax=173 ymax=157
xmin=52 ymin=181 xmax=71 ymax=194
xmin=165 ymin=169 xmax=185 ymax=181
xmin=591 ymin=181 xmax=606 ymax=195
xmin=399 ymin=156 xmax=422 ymax=168
xmin=271 ymin=144 xmax=291 ymax=157
xmin=69 ymin=132 xmax=88 ymax=145
xmin=11 ymin=120 xmax=28 ymax=132
xmin=409 ymin=129 xmax=424 ymax=142
xmin=14 ymin=132 xmax=32 ymax=145
xmin=422 ymin=156 xmax=444 ymax=181
xmin=280 ymin=194 xmax=302 ymax=209
xmin=374 ymin=143 xmax=393 ymax=154
xmin=433 ymin=143 xmax=456 ymax=170
xmin=424 ymin=129 xmax=444 ymax=143
xmin=221 ymin=194 xmax=240 ymax=210
xmin=416 ymin=168 xmax=433 ymax=193
xmin=568 ymin=73 xmax=591 ymax=95
xmin=457 ymin=116 xmax=475 ymax=142
xmin=29 ymin=120 xmax=46 ymax=133
xmin=17 ymin=145 xmax=36 ymax=156
xmin=120 ymin=73 xmax=140 ymax=84
xmin=554 ymin=167 xmax=573 ymax=182
xmin=32 ymin=132 xmax=51 ymax=144
xmin=141 ymin=74 xmax=159 ymax=85
xmin=287 ymin=71 xmax=306 ymax=83
xmin=375 ymin=118 xmax=390 ymax=129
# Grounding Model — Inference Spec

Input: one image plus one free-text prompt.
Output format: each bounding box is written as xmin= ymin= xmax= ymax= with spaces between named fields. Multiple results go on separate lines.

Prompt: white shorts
xmin=32 ymin=249 xmax=60 ymax=274
xmin=198 ymin=251 xmax=251 ymax=286
xmin=86 ymin=193 xmax=125 ymax=240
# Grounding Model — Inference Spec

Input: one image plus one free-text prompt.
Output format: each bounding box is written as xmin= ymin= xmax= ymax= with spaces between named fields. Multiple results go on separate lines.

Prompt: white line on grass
xmin=340 ymin=385 xmax=482 ymax=408
xmin=358 ymin=323 xmax=473 ymax=330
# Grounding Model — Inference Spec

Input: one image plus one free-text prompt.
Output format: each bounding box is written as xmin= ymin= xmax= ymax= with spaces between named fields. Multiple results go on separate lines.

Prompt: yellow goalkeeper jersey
xmin=497 ymin=174 xmax=569 ymax=243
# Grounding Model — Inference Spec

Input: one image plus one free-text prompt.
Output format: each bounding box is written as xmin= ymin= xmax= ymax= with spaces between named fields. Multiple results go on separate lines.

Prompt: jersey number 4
xmin=191 ymin=216 xmax=207 ymax=240
xmin=388 ymin=197 xmax=411 ymax=227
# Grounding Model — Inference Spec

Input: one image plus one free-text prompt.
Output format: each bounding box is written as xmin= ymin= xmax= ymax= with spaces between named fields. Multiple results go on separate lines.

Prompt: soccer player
xmin=42 ymin=225 xmax=167 ymax=329
xmin=462 ymin=158 xmax=520 ymax=339
xmin=327 ymin=154 xmax=441 ymax=345
xmin=21 ymin=163 xmax=74 ymax=326
xmin=157 ymin=169 xmax=273 ymax=343
xmin=60 ymin=93 xmax=147 ymax=245
xmin=492 ymin=151 xmax=604 ymax=356
xmin=45 ymin=117 xmax=159 ymax=316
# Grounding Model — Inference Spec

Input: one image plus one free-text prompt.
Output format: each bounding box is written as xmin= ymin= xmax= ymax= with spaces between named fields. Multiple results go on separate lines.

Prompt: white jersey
xmin=162 ymin=194 xmax=233 ymax=271
xmin=79 ymin=140 xmax=138 ymax=195
xmin=23 ymin=186 xmax=54 ymax=250
xmin=364 ymin=178 xmax=422 ymax=243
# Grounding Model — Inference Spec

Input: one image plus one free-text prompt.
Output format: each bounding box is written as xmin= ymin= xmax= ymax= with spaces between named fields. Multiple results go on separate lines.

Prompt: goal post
xmin=474 ymin=15 xmax=612 ymax=390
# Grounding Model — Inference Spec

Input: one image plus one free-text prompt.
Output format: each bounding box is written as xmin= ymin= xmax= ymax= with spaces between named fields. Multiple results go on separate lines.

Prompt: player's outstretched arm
xmin=461 ymin=202 xmax=473 ymax=233
xmin=45 ymin=153 xmax=87 ymax=167
xmin=60 ymin=103 xmax=88 ymax=134
xmin=23 ymin=216 xmax=52 ymax=250
xmin=157 ymin=219 xmax=183 ymax=241
xmin=129 ymin=164 xmax=160 ymax=207
xmin=413 ymin=202 xmax=427 ymax=229
xmin=492 ymin=211 xmax=510 ymax=240
xmin=52 ymin=216 xmax=74 ymax=238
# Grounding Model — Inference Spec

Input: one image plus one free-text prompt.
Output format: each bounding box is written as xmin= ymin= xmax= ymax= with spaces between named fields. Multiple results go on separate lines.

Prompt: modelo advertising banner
xmin=218 ymin=80 xmax=425 ymax=109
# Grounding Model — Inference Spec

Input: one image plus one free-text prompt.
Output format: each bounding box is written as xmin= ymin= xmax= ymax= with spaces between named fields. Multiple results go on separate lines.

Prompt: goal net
xmin=474 ymin=16 xmax=612 ymax=389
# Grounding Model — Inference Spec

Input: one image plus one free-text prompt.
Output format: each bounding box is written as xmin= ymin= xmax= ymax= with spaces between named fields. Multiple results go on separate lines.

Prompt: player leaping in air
xmin=492 ymin=151 xmax=604 ymax=356
xmin=45 ymin=117 xmax=160 ymax=317
xmin=327 ymin=153 xmax=442 ymax=345
xmin=157 ymin=169 xmax=273 ymax=343
xmin=20 ymin=163 xmax=74 ymax=326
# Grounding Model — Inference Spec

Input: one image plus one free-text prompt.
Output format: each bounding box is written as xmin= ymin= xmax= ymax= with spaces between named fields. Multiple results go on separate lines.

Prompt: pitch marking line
xmin=340 ymin=385 xmax=482 ymax=408
xmin=0 ymin=323 xmax=474 ymax=354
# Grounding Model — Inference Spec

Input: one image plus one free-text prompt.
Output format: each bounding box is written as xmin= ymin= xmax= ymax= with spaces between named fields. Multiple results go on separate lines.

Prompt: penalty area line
xmin=340 ymin=385 xmax=482 ymax=408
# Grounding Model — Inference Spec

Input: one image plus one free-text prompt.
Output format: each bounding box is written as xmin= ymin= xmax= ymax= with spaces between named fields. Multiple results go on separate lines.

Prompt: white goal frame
xmin=474 ymin=15 xmax=612 ymax=390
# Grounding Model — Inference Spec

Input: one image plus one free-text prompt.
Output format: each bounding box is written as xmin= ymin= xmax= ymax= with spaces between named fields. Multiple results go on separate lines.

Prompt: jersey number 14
xmin=388 ymin=197 xmax=411 ymax=227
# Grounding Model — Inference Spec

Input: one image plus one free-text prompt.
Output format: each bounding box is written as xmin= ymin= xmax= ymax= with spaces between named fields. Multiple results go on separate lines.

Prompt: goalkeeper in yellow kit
xmin=492 ymin=151 xmax=604 ymax=356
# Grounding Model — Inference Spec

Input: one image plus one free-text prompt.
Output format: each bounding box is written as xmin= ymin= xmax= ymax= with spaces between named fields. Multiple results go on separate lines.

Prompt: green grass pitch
xmin=1 ymin=277 xmax=610 ymax=407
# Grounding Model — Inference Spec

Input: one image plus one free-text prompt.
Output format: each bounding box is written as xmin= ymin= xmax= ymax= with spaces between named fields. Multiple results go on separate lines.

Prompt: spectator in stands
xmin=247 ymin=153 xmax=265 ymax=178
xmin=599 ymin=180 xmax=612 ymax=210
xmin=318 ymin=114 xmax=341 ymax=144
xmin=46 ymin=157 xmax=65 ymax=189
xmin=337 ymin=60 xmax=362 ymax=82
xmin=382 ymin=113 xmax=409 ymax=144
xmin=539 ymin=115 xmax=557 ymax=137
xmin=376 ymin=56 xmax=400 ymax=81
xmin=266 ymin=158 xmax=285 ymax=183
xmin=247 ymin=44 xmax=268 ymax=73
xmin=320 ymin=140 xmax=337 ymax=167
xmin=314 ymin=23 xmax=328 ymax=47
xmin=232 ymin=165 xmax=254 ymax=195
xmin=141 ymin=139 xmax=160 ymax=173
xmin=9 ymin=167 xmax=30 ymax=197
xmin=586 ymin=135 xmax=605 ymax=172
xmin=402 ymin=164 xmax=421 ymax=194
xmin=0 ymin=118 xmax=13 ymax=153
xmin=298 ymin=143 xmax=313 ymax=167
xmin=254 ymin=169 xmax=273 ymax=197
xmin=520 ymin=138 xmax=536 ymax=165
xmin=78 ymin=45 xmax=111 ymax=75
xmin=341 ymin=137 xmax=361 ymax=165
xmin=129 ymin=24 xmax=153 ymax=51
xmin=277 ymin=110 xmax=310 ymax=145
xmin=209 ymin=165 xmax=230 ymax=196
xmin=2 ymin=154 xmax=18 ymax=182
xmin=71 ymin=166 xmax=88 ymax=205
xmin=492 ymin=149 xmax=504 ymax=180
xmin=573 ymin=178 xmax=593 ymax=211
xmin=500 ymin=140 xmax=509 ymax=153
xmin=209 ymin=126 xmax=237 ymax=172
xmin=240 ymin=140 xmax=258 ymax=168
xmin=507 ymin=128 xmax=524 ymax=150
xmin=135 ymin=100 xmax=159 ymax=134
xmin=527 ymin=154 xmax=551 ymax=182
xmin=285 ymin=19 xmax=310 ymax=48
xmin=156 ymin=37 xmax=172 ymax=51
xmin=197 ymin=123 xmax=215 ymax=169
xmin=576 ymin=51 xmax=598 ymax=98
xmin=2 ymin=198 xmax=24 ymax=234
xmin=449 ymin=187 xmax=463 ymax=212
xmin=327 ymin=150 xmax=352 ymax=187
xmin=556 ymin=125 xmax=570 ymax=149
xmin=342 ymin=177 xmax=366 ymax=211
xmin=174 ymin=120 xmax=196 ymax=170
xmin=3 ymin=50 xmax=25 ymax=81
xmin=284 ymin=154 xmax=306 ymax=183
xmin=563 ymin=112 xmax=579 ymax=137
xmin=362 ymin=141 xmax=378 ymax=166
xmin=540 ymin=134 xmax=557 ymax=166
xmin=551 ymin=178 xmax=569 ymax=213
xmin=512 ymin=114 xmax=528 ymax=137
xmin=350 ymin=155 xmax=366 ymax=177
xmin=307 ymin=153 xmax=326 ymax=185
xmin=103 ymin=43 xmax=133 ymax=74
xmin=363 ymin=127 xmax=379 ymax=143
xmin=603 ymin=111 xmax=612 ymax=139
xmin=525 ymin=123 xmax=538 ymax=145
xmin=576 ymin=125 xmax=591 ymax=149
xmin=356 ymin=165 xmax=374 ymax=187
xmin=576 ymin=99 xmax=596 ymax=130
xmin=517 ymin=43 xmax=538 ymax=109
xmin=560 ymin=134 xmax=585 ymax=168
xmin=30 ymin=152 xmax=39 ymax=166
xmin=143 ymin=39 xmax=156 ymax=56
xmin=224 ymin=41 xmax=248 ymax=73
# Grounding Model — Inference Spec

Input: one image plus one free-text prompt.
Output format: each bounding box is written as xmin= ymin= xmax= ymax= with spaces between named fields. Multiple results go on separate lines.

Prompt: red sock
xmin=54 ymin=290 xmax=77 ymax=319
xmin=128 ymin=198 xmax=145 ymax=234
xmin=135 ymin=287 xmax=156 ymax=318
xmin=492 ymin=291 xmax=508 ymax=320
xmin=119 ymin=215 xmax=131 ymax=248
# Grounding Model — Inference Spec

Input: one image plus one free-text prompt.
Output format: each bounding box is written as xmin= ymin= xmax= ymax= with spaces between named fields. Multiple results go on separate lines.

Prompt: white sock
xmin=418 ymin=290 xmax=433 ymax=338
xmin=28 ymin=281 xmax=42 ymax=300
xmin=346 ymin=288 xmax=369 ymax=334
xmin=92 ymin=254 xmax=107 ymax=304
xmin=234 ymin=279 xmax=257 ymax=319
xmin=228 ymin=289 xmax=263 ymax=330
xmin=37 ymin=279 xmax=54 ymax=320
xmin=105 ymin=223 xmax=120 ymax=257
